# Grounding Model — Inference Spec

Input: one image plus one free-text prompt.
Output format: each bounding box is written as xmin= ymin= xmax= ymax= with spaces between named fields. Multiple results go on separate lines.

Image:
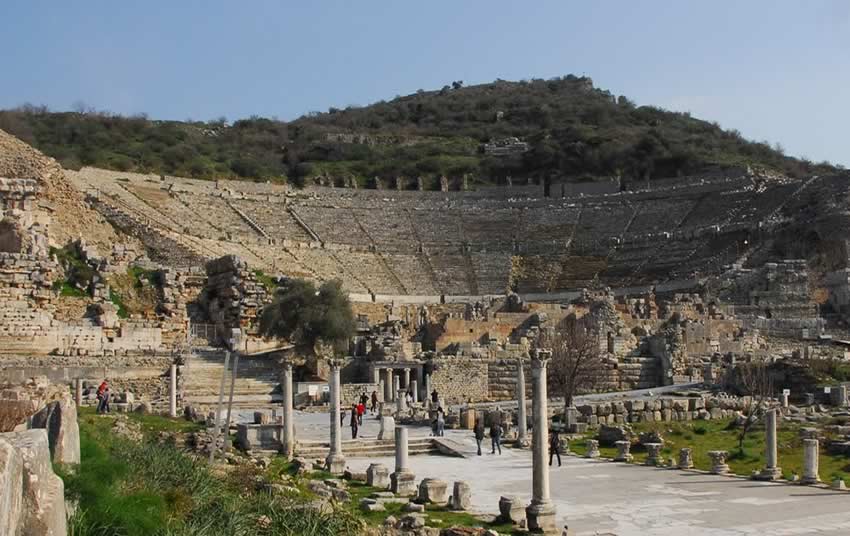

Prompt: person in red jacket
xmin=356 ymin=402 xmax=365 ymax=425
xmin=96 ymin=380 xmax=108 ymax=414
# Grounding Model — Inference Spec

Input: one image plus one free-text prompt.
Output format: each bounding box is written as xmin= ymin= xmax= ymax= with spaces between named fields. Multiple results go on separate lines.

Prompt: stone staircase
xmin=182 ymin=348 xmax=283 ymax=407
xmin=294 ymin=437 xmax=439 ymax=459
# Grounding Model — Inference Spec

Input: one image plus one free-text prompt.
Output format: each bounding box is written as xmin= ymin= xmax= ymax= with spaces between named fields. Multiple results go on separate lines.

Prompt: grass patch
xmin=64 ymin=410 xmax=361 ymax=535
xmin=572 ymin=418 xmax=850 ymax=484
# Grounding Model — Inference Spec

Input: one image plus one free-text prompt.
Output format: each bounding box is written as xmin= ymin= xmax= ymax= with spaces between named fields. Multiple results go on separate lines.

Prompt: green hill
xmin=0 ymin=76 xmax=834 ymax=188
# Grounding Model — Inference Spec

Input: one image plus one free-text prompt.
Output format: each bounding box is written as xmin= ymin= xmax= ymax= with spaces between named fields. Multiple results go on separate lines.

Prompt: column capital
xmin=531 ymin=349 xmax=551 ymax=369
xmin=328 ymin=358 xmax=345 ymax=370
xmin=281 ymin=361 xmax=293 ymax=372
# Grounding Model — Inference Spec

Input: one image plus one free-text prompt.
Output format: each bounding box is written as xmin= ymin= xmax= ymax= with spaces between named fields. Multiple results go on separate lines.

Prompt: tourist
xmin=350 ymin=404 xmax=359 ymax=439
xmin=474 ymin=418 xmax=485 ymax=456
xmin=359 ymin=391 xmax=369 ymax=407
xmin=436 ymin=406 xmax=446 ymax=437
xmin=549 ymin=429 xmax=562 ymax=467
xmin=431 ymin=389 xmax=439 ymax=405
xmin=339 ymin=405 xmax=346 ymax=427
xmin=370 ymin=390 xmax=379 ymax=413
xmin=356 ymin=401 xmax=365 ymax=425
xmin=96 ymin=380 xmax=108 ymax=414
xmin=99 ymin=387 xmax=111 ymax=414
xmin=490 ymin=419 xmax=503 ymax=455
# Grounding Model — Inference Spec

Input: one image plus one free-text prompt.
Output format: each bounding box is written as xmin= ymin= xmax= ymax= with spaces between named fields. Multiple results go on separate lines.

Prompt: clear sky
xmin=1 ymin=1 xmax=848 ymax=166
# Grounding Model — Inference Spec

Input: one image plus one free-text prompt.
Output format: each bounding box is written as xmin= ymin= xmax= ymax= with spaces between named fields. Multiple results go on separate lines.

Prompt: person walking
xmin=549 ymin=429 xmax=562 ymax=467
xmin=474 ymin=418 xmax=486 ymax=456
xmin=490 ymin=419 xmax=503 ymax=455
xmin=356 ymin=401 xmax=365 ymax=425
xmin=436 ymin=407 xmax=446 ymax=437
xmin=99 ymin=387 xmax=111 ymax=414
xmin=350 ymin=404 xmax=359 ymax=439
xmin=370 ymin=390 xmax=379 ymax=414
xmin=431 ymin=389 xmax=439 ymax=406
xmin=359 ymin=391 xmax=369 ymax=407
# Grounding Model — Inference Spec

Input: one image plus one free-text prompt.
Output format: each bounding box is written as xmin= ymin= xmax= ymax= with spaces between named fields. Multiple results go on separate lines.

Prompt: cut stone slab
xmin=450 ymin=480 xmax=471 ymax=510
xmin=29 ymin=398 xmax=80 ymax=465
xmin=0 ymin=438 xmax=24 ymax=535
xmin=418 ymin=477 xmax=449 ymax=504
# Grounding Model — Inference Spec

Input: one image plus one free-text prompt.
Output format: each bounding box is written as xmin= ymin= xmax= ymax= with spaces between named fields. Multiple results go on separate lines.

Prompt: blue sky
xmin=1 ymin=1 xmax=848 ymax=166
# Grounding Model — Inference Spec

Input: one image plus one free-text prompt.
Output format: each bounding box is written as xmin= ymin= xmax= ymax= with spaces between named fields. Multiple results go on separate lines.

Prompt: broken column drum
xmin=390 ymin=426 xmax=416 ymax=496
xmin=708 ymin=450 xmax=730 ymax=474
xmin=585 ymin=439 xmax=600 ymax=458
xmin=614 ymin=440 xmax=633 ymax=462
xmin=802 ymin=438 xmax=820 ymax=484
xmin=678 ymin=447 xmax=694 ymax=469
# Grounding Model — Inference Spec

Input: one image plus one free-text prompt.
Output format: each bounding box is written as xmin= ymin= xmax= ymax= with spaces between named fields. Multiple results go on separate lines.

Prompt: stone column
xmin=373 ymin=367 xmax=381 ymax=385
xmin=393 ymin=375 xmax=401 ymax=402
xmin=396 ymin=390 xmax=406 ymax=415
xmin=74 ymin=378 xmax=83 ymax=408
xmin=585 ymin=439 xmax=600 ymax=458
xmin=678 ymin=448 xmax=694 ymax=469
xmin=644 ymin=443 xmax=663 ymax=466
xmin=516 ymin=358 xmax=529 ymax=447
xmin=802 ymin=438 xmax=820 ymax=484
xmin=756 ymin=408 xmax=781 ymax=480
xmin=708 ymin=451 xmax=730 ymax=474
xmin=780 ymin=392 xmax=789 ymax=409
xmin=282 ymin=362 xmax=294 ymax=458
xmin=425 ymin=373 xmax=432 ymax=406
xmin=390 ymin=426 xmax=416 ymax=495
xmin=526 ymin=350 xmax=557 ymax=533
xmin=839 ymin=385 xmax=848 ymax=408
xmin=169 ymin=364 xmax=178 ymax=418
xmin=410 ymin=380 xmax=418 ymax=403
xmin=614 ymin=440 xmax=633 ymax=462
xmin=384 ymin=368 xmax=394 ymax=402
xmin=403 ymin=368 xmax=410 ymax=388
xmin=325 ymin=360 xmax=346 ymax=475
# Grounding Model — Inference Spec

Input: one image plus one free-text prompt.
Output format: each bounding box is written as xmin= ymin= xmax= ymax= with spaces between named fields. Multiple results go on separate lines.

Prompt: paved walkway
xmin=344 ymin=427 xmax=850 ymax=536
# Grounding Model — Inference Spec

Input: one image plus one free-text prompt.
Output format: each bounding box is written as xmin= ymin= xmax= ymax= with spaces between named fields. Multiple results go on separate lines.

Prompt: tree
xmin=731 ymin=360 xmax=773 ymax=451
xmin=258 ymin=279 xmax=355 ymax=355
xmin=538 ymin=314 xmax=604 ymax=412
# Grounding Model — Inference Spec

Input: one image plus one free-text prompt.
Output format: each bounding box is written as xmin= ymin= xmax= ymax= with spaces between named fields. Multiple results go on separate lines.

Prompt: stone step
xmin=185 ymin=393 xmax=284 ymax=405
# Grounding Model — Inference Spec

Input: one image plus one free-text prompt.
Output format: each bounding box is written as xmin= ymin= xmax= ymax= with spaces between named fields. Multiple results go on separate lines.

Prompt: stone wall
xmin=200 ymin=255 xmax=271 ymax=344
xmin=428 ymin=357 xmax=488 ymax=405
xmin=574 ymin=393 xmax=753 ymax=426
xmin=340 ymin=382 xmax=381 ymax=407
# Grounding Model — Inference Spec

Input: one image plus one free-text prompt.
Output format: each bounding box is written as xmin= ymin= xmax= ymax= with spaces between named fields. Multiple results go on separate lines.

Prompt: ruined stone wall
xmin=825 ymin=269 xmax=850 ymax=321
xmin=200 ymin=255 xmax=271 ymax=340
xmin=574 ymin=393 xmax=752 ymax=426
xmin=340 ymin=382 xmax=381 ymax=407
xmin=0 ymin=354 xmax=175 ymax=412
xmin=428 ymin=357 xmax=488 ymax=405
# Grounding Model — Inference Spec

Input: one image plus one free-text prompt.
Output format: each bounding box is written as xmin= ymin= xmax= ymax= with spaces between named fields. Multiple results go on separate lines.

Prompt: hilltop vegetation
xmin=0 ymin=76 xmax=836 ymax=188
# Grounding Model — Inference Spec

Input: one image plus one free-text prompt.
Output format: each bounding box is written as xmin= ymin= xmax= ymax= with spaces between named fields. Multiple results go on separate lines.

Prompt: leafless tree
xmin=538 ymin=314 xmax=604 ymax=412
xmin=733 ymin=360 xmax=773 ymax=451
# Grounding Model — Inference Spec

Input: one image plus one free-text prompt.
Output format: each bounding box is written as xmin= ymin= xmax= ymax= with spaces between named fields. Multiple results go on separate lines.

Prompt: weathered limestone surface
xmin=0 ymin=439 xmax=24 ymax=535
xmin=450 ymin=480 xmax=471 ymax=510
xmin=366 ymin=463 xmax=389 ymax=489
xmin=30 ymin=396 xmax=81 ymax=465
xmin=0 ymin=430 xmax=67 ymax=536
xmin=417 ymin=478 xmax=448 ymax=504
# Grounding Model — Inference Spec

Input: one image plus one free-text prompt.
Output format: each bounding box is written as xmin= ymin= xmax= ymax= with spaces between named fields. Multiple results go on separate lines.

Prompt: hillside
xmin=0 ymin=76 xmax=835 ymax=188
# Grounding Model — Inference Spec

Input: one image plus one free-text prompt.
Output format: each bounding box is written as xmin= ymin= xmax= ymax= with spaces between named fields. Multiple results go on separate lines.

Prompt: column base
xmin=390 ymin=471 xmax=417 ymax=496
xmin=801 ymin=475 xmax=821 ymax=485
xmin=325 ymin=453 xmax=346 ymax=475
xmin=753 ymin=466 xmax=782 ymax=481
xmin=526 ymin=499 xmax=558 ymax=534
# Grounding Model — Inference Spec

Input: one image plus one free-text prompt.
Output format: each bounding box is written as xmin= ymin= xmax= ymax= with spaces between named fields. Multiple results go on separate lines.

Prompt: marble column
xmin=169 ymin=364 xmax=178 ymax=418
xmin=393 ymin=375 xmax=401 ymax=402
xmin=516 ymin=358 xmax=529 ymax=447
xmin=403 ymin=368 xmax=410 ymax=389
xmin=325 ymin=360 xmax=346 ymax=474
xmin=425 ymin=373 xmax=432 ymax=406
xmin=802 ymin=438 xmax=820 ymax=484
xmin=390 ymin=426 xmax=416 ymax=495
xmin=396 ymin=389 xmax=406 ymax=415
xmin=756 ymin=408 xmax=781 ymax=480
xmin=526 ymin=350 xmax=557 ymax=533
xmin=780 ymin=392 xmax=789 ymax=409
xmin=373 ymin=367 xmax=381 ymax=385
xmin=410 ymin=380 xmax=418 ymax=403
xmin=75 ymin=378 xmax=83 ymax=408
xmin=282 ymin=362 xmax=294 ymax=458
xmin=384 ymin=368 xmax=394 ymax=402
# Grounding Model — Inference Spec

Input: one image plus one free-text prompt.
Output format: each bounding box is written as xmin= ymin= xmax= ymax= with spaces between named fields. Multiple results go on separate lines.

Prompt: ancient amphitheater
xmin=3 ymin=128 xmax=850 ymax=533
